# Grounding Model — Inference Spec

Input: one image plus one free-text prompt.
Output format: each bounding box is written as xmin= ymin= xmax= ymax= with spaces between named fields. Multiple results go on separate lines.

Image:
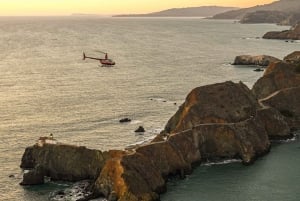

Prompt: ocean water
xmin=0 ymin=17 xmax=299 ymax=201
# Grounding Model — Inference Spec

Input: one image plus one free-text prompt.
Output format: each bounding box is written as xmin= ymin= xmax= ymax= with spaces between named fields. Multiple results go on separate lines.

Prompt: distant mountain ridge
xmin=212 ymin=0 xmax=300 ymax=20
xmin=114 ymin=6 xmax=239 ymax=17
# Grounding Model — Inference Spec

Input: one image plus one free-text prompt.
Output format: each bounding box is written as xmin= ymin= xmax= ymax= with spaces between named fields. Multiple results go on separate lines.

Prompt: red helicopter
xmin=83 ymin=51 xmax=116 ymax=67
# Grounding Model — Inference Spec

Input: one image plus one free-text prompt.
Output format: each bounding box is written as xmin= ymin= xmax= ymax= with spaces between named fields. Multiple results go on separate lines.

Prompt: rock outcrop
xmin=261 ymin=87 xmax=300 ymax=130
xmin=164 ymin=81 xmax=259 ymax=133
xmin=163 ymin=80 xmax=290 ymax=147
xmin=263 ymin=23 xmax=300 ymax=40
xmin=20 ymin=165 xmax=45 ymax=185
xmin=252 ymin=61 xmax=300 ymax=99
xmin=284 ymin=51 xmax=300 ymax=65
xmin=20 ymin=141 xmax=109 ymax=183
xmin=232 ymin=55 xmax=281 ymax=66
xmin=252 ymin=60 xmax=300 ymax=129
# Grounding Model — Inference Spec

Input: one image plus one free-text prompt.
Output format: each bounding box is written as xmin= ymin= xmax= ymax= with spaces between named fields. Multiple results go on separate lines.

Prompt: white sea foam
xmin=273 ymin=134 xmax=298 ymax=143
xmin=130 ymin=120 xmax=142 ymax=124
xmin=202 ymin=159 xmax=242 ymax=166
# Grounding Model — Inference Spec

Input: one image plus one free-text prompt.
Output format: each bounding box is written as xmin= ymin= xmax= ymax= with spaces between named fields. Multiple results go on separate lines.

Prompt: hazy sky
xmin=0 ymin=0 xmax=276 ymax=16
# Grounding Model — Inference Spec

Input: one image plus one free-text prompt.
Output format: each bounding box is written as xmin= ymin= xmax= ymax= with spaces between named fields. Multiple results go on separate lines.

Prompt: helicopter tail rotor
xmin=83 ymin=52 xmax=86 ymax=60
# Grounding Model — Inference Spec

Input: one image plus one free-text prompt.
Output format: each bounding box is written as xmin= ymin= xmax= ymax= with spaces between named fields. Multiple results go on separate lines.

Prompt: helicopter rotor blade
xmin=94 ymin=50 xmax=107 ymax=54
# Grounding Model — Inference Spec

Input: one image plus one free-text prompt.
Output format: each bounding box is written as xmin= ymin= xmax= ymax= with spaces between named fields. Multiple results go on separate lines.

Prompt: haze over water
xmin=0 ymin=17 xmax=299 ymax=200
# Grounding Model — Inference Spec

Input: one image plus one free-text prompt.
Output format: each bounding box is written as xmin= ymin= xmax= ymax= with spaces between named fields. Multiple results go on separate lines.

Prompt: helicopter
xmin=83 ymin=51 xmax=116 ymax=67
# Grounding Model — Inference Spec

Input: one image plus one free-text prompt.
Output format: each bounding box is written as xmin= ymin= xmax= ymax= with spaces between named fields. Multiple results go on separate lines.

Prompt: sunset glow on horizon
xmin=0 ymin=0 xmax=276 ymax=16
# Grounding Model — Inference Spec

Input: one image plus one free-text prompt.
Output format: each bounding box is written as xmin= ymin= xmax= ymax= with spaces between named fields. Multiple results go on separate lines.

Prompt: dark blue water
xmin=162 ymin=135 xmax=300 ymax=201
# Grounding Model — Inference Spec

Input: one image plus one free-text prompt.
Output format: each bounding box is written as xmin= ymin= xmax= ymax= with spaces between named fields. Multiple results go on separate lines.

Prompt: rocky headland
xmin=212 ymin=0 xmax=300 ymax=26
xmin=263 ymin=23 xmax=300 ymax=40
xmin=20 ymin=52 xmax=300 ymax=201
xmin=239 ymin=10 xmax=288 ymax=24
xmin=113 ymin=6 xmax=238 ymax=18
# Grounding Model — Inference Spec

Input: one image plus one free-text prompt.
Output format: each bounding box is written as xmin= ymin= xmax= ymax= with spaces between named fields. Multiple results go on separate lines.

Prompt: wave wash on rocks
xmin=20 ymin=60 xmax=300 ymax=201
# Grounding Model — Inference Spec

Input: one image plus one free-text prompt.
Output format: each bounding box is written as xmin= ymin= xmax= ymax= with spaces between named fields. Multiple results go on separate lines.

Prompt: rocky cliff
xmin=20 ymin=142 xmax=110 ymax=185
xmin=20 ymin=52 xmax=300 ymax=201
xmin=252 ymin=61 xmax=300 ymax=99
xmin=284 ymin=51 xmax=300 ymax=65
xmin=212 ymin=0 xmax=300 ymax=24
xmin=252 ymin=59 xmax=300 ymax=129
xmin=263 ymin=23 xmax=300 ymax=40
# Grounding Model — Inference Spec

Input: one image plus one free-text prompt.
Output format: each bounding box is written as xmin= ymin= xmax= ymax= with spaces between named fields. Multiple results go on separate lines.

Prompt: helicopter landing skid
xmin=99 ymin=64 xmax=113 ymax=67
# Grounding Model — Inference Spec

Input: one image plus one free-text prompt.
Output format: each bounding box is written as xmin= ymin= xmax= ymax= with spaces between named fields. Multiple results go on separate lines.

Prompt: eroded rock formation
xmin=232 ymin=55 xmax=281 ymax=66
xmin=20 ymin=142 xmax=109 ymax=183
xmin=263 ymin=23 xmax=300 ymax=40
xmin=252 ymin=61 xmax=300 ymax=99
xmin=261 ymin=87 xmax=300 ymax=130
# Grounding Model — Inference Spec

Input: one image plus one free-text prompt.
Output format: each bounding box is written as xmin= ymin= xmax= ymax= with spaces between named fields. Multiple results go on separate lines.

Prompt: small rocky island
xmin=232 ymin=55 xmax=280 ymax=66
xmin=20 ymin=51 xmax=300 ymax=201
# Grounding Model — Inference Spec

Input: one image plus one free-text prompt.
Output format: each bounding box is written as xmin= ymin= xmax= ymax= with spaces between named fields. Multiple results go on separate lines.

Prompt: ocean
xmin=0 ymin=16 xmax=299 ymax=201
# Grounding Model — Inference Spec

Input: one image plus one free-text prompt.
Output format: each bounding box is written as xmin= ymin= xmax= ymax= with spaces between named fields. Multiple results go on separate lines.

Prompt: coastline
xmin=20 ymin=53 xmax=300 ymax=200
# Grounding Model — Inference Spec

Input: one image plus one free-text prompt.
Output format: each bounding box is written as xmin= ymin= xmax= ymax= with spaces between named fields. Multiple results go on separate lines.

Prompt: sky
xmin=0 ymin=0 xmax=276 ymax=16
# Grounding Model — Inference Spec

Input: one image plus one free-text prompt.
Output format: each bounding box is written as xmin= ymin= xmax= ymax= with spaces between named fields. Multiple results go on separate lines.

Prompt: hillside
xmin=114 ymin=6 xmax=238 ymax=17
xmin=212 ymin=0 xmax=300 ymax=20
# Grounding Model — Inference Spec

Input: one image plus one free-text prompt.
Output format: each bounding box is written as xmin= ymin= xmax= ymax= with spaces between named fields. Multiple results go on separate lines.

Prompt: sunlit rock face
xmin=233 ymin=55 xmax=281 ymax=66
xmin=164 ymin=81 xmax=260 ymax=134
xmin=263 ymin=23 xmax=300 ymax=40
xmin=252 ymin=61 xmax=300 ymax=99
xmin=161 ymin=81 xmax=289 ymax=164
xmin=284 ymin=51 xmax=300 ymax=65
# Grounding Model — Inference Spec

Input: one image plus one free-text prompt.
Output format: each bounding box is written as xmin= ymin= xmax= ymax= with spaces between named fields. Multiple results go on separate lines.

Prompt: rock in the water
xmin=135 ymin=126 xmax=145 ymax=132
xmin=254 ymin=68 xmax=264 ymax=72
xmin=263 ymin=23 xmax=300 ymax=40
xmin=233 ymin=55 xmax=281 ymax=66
xmin=119 ymin=118 xmax=131 ymax=123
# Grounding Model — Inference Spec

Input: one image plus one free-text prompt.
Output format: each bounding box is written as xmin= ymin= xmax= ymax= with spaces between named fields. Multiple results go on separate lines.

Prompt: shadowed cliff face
xmin=261 ymin=87 xmax=300 ymax=130
xmin=20 ymin=144 xmax=109 ymax=182
xmin=252 ymin=61 xmax=300 ymax=129
xmin=252 ymin=62 xmax=300 ymax=100
xmin=263 ymin=24 xmax=300 ymax=40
